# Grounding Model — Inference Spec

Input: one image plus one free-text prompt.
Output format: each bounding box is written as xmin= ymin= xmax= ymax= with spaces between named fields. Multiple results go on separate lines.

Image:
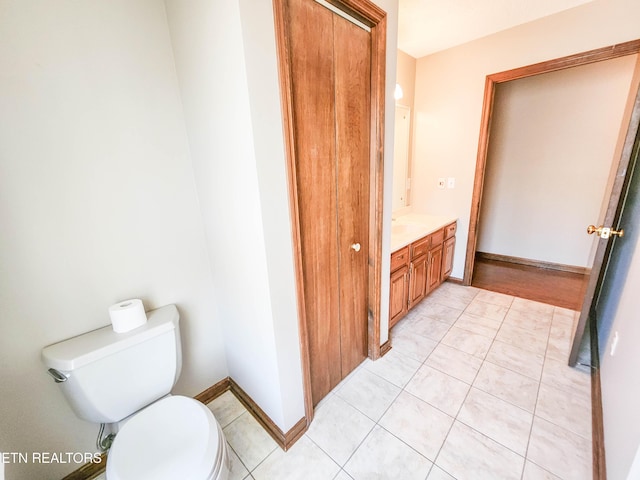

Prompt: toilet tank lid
xmin=41 ymin=304 xmax=179 ymax=372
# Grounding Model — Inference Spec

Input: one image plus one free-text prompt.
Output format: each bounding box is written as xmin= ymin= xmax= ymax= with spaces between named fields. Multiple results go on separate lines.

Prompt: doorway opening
xmin=464 ymin=41 xmax=640 ymax=315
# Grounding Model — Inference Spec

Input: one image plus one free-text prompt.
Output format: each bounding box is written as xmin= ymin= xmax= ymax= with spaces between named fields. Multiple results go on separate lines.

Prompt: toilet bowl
xmin=41 ymin=305 xmax=229 ymax=480
xmin=106 ymin=396 xmax=229 ymax=480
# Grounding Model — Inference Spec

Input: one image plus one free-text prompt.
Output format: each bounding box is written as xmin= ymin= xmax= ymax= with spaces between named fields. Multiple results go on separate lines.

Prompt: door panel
xmin=442 ymin=237 xmax=455 ymax=280
xmin=389 ymin=266 xmax=408 ymax=328
xmin=287 ymin=0 xmax=341 ymax=402
xmin=593 ymin=131 xmax=639 ymax=357
xmin=334 ymin=15 xmax=370 ymax=377
xmin=409 ymin=255 xmax=428 ymax=309
xmin=570 ymin=73 xmax=640 ymax=365
xmin=285 ymin=0 xmax=372 ymax=405
xmin=428 ymin=244 xmax=443 ymax=292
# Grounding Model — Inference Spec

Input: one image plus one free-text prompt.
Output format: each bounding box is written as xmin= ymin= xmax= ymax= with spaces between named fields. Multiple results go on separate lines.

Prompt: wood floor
xmin=472 ymin=257 xmax=587 ymax=310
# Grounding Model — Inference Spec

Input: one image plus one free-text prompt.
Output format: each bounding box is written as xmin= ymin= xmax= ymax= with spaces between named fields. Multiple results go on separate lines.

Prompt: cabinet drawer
xmin=445 ymin=222 xmax=457 ymax=239
xmin=390 ymin=246 xmax=409 ymax=272
xmin=429 ymin=228 xmax=445 ymax=246
xmin=411 ymin=236 xmax=430 ymax=259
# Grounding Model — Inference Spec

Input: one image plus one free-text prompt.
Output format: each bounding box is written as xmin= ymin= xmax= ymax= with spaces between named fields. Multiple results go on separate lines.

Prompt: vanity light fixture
xmin=394 ymin=83 xmax=403 ymax=101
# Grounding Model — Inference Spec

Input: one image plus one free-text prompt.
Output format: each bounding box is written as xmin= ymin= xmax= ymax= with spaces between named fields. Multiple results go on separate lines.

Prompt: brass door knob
xmin=587 ymin=225 xmax=624 ymax=239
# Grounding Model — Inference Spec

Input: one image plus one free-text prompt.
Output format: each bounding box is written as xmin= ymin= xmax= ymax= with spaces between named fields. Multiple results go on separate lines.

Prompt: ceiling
xmin=398 ymin=0 xmax=596 ymax=58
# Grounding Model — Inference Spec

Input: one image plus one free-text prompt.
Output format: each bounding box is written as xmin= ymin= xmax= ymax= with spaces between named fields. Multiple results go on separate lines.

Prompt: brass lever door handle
xmin=587 ymin=225 xmax=624 ymax=239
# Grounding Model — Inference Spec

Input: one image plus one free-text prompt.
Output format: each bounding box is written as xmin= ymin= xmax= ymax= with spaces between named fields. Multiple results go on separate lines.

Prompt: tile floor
xmin=212 ymin=284 xmax=591 ymax=480
xmin=98 ymin=283 xmax=593 ymax=480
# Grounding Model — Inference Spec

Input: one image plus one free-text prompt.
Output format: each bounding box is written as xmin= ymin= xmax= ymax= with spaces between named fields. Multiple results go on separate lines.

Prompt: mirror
xmin=392 ymin=104 xmax=411 ymax=210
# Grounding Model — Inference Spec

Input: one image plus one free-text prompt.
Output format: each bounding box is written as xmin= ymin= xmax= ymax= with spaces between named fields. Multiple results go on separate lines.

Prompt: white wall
xmin=412 ymin=0 xmax=640 ymax=279
xmin=163 ymin=0 xmax=399 ymax=425
xmin=0 ymin=1 xmax=228 ymax=479
xmin=477 ymin=55 xmax=637 ymax=267
xmin=163 ymin=0 xmax=305 ymax=431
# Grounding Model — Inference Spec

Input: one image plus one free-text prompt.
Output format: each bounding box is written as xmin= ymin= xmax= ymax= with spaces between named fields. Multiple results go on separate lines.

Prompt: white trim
xmin=314 ymin=0 xmax=371 ymax=32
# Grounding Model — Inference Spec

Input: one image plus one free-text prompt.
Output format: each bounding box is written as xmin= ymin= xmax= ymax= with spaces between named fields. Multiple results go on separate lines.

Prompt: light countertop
xmin=390 ymin=213 xmax=457 ymax=252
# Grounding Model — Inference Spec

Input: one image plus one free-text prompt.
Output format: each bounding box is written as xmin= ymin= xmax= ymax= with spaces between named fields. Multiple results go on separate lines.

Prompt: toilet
xmin=41 ymin=304 xmax=229 ymax=480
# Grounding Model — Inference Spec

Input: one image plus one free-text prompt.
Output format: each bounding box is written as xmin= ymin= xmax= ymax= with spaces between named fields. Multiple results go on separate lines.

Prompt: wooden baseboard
xmin=63 ymin=377 xmax=308 ymax=478
xmin=592 ymin=367 xmax=606 ymax=479
xmin=194 ymin=376 xmax=231 ymax=404
xmin=476 ymin=251 xmax=588 ymax=275
xmin=198 ymin=376 xmax=308 ymax=450
xmin=445 ymin=276 xmax=464 ymax=285
xmin=590 ymin=310 xmax=606 ymax=479
xmin=228 ymin=377 xmax=307 ymax=451
xmin=61 ymin=452 xmax=107 ymax=480
xmin=380 ymin=339 xmax=392 ymax=357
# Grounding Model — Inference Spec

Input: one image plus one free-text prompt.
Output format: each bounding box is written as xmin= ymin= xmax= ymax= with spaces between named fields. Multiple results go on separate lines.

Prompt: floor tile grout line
xmin=453 ymin=415 xmax=529 ymax=460
xmin=220 ymin=408 xmax=278 ymax=477
xmin=393 ymin=324 xmax=453 ymax=348
xmin=424 ymin=291 xmax=582 ymax=477
xmin=460 ymin=298 xmax=533 ymax=479
xmin=366 ymin=289 xmax=587 ymax=478
xmin=246 ymin=443 xmax=279 ymax=477
xmin=450 ymin=300 xmax=530 ymax=459
xmin=227 ymin=442 xmax=252 ymax=478
xmin=327 ymin=363 xmax=422 ymax=475
xmin=522 ymin=374 xmax=544 ymax=478
xmin=482 ymin=356 xmax=544 ymax=383
xmin=416 ymin=290 xmax=475 ymax=479
xmin=383 ymin=295 xmax=473 ymax=479
xmin=525 ymin=457 xmax=569 ymax=479
xmin=393 ymin=304 xmax=463 ymax=479
xmin=364 ymin=351 xmax=425 ymax=389
xmin=427 ymin=287 xmax=506 ymax=480
xmin=374 ymin=422 xmax=437 ymax=467
xmin=429 ymin=413 xmax=467 ymax=478
xmin=419 ymin=286 xmax=583 ymax=478
xmin=301 ymin=432 xmax=349 ymax=472
xmin=479 ymin=299 xmax=531 ymax=480
xmin=333 ymin=368 xmax=404 ymax=422
xmin=521 ymin=300 xmax=565 ymax=480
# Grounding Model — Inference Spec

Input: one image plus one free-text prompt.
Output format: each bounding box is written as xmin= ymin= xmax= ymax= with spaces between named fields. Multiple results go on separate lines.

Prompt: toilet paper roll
xmin=109 ymin=299 xmax=147 ymax=333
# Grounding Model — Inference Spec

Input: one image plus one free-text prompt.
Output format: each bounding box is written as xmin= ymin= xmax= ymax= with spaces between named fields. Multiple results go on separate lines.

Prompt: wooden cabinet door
xmin=409 ymin=254 xmax=428 ymax=309
xmin=285 ymin=0 xmax=370 ymax=406
xmin=442 ymin=237 xmax=455 ymax=281
xmin=389 ymin=265 xmax=409 ymax=328
xmin=427 ymin=243 xmax=443 ymax=292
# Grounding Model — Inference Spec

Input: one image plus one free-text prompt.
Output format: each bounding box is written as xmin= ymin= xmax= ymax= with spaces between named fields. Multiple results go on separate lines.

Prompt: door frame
xmin=272 ymin=0 xmax=387 ymax=423
xmin=463 ymin=39 xmax=640 ymax=285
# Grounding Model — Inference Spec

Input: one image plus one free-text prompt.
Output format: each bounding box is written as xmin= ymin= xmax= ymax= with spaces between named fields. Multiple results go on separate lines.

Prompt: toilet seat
xmin=106 ymin=395 xmax=227 ymax=480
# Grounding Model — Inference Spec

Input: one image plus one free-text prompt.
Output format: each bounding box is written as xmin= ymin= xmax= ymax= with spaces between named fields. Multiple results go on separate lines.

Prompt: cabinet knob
xmin=350 ymin=243 xmax=361 ymax=252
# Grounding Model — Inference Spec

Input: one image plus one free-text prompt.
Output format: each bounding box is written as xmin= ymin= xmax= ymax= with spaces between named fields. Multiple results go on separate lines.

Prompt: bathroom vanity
xmin=389 ymin=215 xmax=457 ymax=329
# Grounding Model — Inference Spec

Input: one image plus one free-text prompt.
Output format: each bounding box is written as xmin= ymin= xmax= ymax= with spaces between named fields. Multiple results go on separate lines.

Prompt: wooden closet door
xmin=286 ymin=0 xmax=371 ymax=406
xmin=287 ymin=0 xmax=340 ymax=404
xmin=334 ymin=15 xmax=370 ymax=377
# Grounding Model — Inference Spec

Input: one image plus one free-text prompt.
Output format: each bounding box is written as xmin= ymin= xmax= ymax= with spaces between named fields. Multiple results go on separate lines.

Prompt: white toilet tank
xmin=41 ymin=305 xmax=182 ymax=424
